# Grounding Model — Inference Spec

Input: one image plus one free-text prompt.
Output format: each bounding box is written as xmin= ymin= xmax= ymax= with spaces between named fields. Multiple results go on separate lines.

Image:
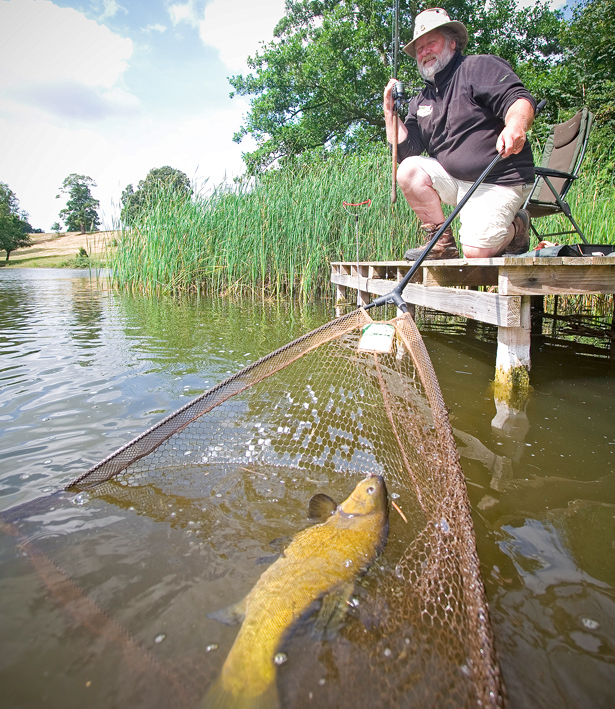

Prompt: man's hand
xmin=383 ymin=79 xmax=396 ymax=110
xmin=383 ymin=79 xmax=408 ymax=145
xmin=496 ymin=98 xmax=535 ymax=158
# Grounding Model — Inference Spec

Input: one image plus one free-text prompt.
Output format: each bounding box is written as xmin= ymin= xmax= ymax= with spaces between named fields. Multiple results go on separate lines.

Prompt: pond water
xmin=1 ymin=268 xmax=613 ymax=708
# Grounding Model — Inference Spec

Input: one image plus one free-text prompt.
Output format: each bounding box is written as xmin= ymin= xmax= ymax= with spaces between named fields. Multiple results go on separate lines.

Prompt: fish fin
xmin=201 ymin=677 xmax=280 ymax=709
xmin=255 ymin=553 xmax=280 ymax=566
xmin=312 ymin=581 xmax=355 ymax=641
xmin=267 ymin=537 xmax=291 ymax=552
xmin=207 ymin=597 xmax=248 ymax=626
xmin=308 ymin=493 xmax=337 ymax=521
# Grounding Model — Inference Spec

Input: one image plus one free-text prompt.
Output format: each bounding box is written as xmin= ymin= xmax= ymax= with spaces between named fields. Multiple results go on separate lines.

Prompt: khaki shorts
xmin=410 ymin=156 xmax=533 ymax=250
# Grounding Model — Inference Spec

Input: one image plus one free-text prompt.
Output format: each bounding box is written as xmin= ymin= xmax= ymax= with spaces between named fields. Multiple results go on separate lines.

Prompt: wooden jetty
xmin=331 ymin=254 xmax=615 ymax=392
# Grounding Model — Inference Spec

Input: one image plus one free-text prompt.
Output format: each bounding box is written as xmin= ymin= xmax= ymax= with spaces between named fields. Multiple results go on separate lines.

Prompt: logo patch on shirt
xmin=417 ymin=104 xmax=433 ymax=117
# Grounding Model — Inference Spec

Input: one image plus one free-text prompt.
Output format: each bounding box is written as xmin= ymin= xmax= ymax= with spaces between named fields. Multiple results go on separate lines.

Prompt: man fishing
xmin=383 ymin=7 xmax=537 ymax=260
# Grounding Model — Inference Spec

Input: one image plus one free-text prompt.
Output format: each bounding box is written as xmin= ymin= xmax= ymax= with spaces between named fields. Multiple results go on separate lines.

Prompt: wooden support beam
xmin=494 ymin=296 xmax=532 ymax=397
xmin=330 ymin=271 xmax=521 ymax=327
xmin=423 ymin=265 xmax=499 ymax=288
xmin=333 ymin=264 xmax=347 ymax=303
xmin=354 ymin=264 xmax=370 ymax=307
xmin=499 ymin=265 xmax=615 ymax=295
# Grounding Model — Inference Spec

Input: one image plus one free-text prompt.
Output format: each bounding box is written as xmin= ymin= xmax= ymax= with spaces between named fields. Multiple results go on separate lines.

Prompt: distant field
xmin=0 ymin=230 xmax=117 ymax=268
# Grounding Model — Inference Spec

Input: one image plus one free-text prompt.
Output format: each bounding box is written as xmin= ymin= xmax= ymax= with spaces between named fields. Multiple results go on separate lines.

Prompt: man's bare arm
xmin=496 ymin=98 xmax=535 ymax=158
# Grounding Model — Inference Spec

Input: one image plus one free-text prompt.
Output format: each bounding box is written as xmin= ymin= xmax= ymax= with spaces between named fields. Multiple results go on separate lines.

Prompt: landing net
xmin=2 ymin=309 xmax=505 ymax=708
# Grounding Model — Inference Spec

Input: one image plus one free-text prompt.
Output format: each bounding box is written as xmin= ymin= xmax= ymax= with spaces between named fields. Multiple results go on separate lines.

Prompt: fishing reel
xmin=392 ymin=80 xmax=407 ymax=113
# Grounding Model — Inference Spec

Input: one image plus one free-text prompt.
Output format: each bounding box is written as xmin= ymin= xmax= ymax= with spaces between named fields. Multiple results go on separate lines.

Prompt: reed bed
xmin=111 ymin=143 xmax=615 ymax=299
xmin=112 ymin=148 xmax=424 ymax=298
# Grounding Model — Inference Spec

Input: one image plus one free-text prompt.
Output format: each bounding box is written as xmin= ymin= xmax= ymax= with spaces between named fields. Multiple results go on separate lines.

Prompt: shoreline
xmin=0 ymin=230 xmax=117 ymax=268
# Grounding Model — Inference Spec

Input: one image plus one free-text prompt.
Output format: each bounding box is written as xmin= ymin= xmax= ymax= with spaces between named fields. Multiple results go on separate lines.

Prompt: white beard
xmin=418 ymin=44 xmax=455 ymax=81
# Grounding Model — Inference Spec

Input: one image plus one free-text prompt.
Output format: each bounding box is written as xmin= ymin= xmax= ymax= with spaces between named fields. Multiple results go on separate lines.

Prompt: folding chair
xmin=523 ymin=107 xmax=594 ymax=244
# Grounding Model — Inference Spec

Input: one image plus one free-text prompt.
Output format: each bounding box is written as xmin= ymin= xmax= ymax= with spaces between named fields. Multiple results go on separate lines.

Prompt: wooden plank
xmin=331 ymin=257 xmax=506 ymax=267
xmin=499 ymin=265 xmax=615 ymax=295
xmin=331 ymin=256 xmax=612 ymax=268
xmin=423 ymin=265 xmax=499 ymax=287
xmin=330 ymin=272 xmax=521 ymax=326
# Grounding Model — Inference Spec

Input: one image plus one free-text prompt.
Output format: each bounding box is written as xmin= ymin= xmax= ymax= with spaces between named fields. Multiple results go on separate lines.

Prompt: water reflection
xmin=420 ymin=321 xmax=615 ymax=708
xmin=0 ymin=270 xmax=333 ymax=504
xmin=1 ymin=270 xmax=614 ymax=708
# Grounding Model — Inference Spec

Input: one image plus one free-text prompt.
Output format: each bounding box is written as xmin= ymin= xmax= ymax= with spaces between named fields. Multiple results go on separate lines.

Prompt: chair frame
xmin=522 ymin=108 xmax=594 ymax=245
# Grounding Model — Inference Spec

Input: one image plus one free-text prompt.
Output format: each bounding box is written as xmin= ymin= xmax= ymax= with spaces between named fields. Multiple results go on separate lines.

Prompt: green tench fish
xmin=203 ymin=474 xmax=389 ymax=709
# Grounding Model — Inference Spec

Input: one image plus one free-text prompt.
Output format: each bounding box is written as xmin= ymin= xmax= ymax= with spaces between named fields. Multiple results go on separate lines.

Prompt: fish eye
xmin=366 ymin=486 xmax=375 ymax=494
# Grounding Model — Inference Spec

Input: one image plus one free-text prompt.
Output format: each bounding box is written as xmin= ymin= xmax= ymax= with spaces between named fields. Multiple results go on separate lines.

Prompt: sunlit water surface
xmin=1 ymin=269 xmax=613 ymax=708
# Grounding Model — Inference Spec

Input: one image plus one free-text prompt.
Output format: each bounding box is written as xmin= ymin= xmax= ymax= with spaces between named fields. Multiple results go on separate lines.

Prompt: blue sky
xmin=0 ymin=0 xmax=286 ymax=229
xmin=1 ymin=0 xmax=569 ymax=231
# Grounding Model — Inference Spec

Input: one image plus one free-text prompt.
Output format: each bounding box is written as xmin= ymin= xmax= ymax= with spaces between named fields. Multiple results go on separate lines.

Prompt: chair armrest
xmin=534 ymin=167 xmax=576 ymax=180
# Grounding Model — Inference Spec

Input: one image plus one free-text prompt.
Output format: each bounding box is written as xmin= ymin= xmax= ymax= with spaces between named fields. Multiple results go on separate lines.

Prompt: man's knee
xmin=397 ymin=157 xmax=433 ymax=191
xmin=462 ymin=244 xmax=503 ymax=258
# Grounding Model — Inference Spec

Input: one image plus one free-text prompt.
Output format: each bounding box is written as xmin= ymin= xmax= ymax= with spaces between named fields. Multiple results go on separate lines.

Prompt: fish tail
xmin=201 ymin=677 xmax=280 ymax=709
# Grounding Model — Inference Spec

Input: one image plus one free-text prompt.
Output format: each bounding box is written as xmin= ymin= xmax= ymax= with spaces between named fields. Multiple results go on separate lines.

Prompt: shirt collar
xmin=424 ymin=51 xmax=463 ymax=91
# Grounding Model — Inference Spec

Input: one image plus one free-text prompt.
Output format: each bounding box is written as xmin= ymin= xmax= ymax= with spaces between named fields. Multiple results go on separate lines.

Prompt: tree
xmin=51 ymin=221 xmax=62 ymax=233
xmin=229 ymin=0 xmax=563 ymax=173
xmin=560 ymin=0 xmax=615 ymax=129
xmin=0 ymin=213 xmax=33 ymax=261
xmin=0 ymin=182 xmax=33 ymax=261
xmin=120 ymin=166 xmax=192 ymax=226
xmin=57 ymin=174 xmax=100 ymax=234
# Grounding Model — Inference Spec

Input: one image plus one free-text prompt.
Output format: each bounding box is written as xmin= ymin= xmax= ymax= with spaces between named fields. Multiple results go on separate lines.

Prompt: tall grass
xmin=111 ymin=142 xmax=615 ymax=299
xmin=111 ymin=148 xmax=419 ymax=298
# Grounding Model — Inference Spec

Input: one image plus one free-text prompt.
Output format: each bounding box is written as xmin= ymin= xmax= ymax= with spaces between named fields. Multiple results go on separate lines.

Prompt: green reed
xmin=111 ymin=148 xmax=419 ymax=298
xmin=111 ymin=142 xmax=615 ymax=299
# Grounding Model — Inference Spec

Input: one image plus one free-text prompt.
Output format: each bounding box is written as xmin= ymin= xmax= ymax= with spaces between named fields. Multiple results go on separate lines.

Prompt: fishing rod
xmin=370 ymin=98 xmax=547 ymax=313
xmin=390 ymin=0 xmax=406 ymax=204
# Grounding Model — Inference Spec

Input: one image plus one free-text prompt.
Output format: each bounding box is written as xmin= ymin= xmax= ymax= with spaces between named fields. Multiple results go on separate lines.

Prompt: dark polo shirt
xmin=397 ymin=52 xmax=536 ymax=186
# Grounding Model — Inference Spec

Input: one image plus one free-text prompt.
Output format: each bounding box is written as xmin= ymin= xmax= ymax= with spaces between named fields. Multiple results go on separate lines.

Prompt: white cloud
xmin=0 ymin=0 xmax=133 ymax=93
xmin=168 ymin=0 xmax=200 ymax=27
xmin=97 ymin=0 xmax=127 ymax=21
xmin=0 ymin=0 xmax=279 ymax=231
xmin=198 ymin=0 xmax=286 ymax=72
xmin=143 ymin=23 xmax=167 ymax=33
xmin=0 ymin=97 xmax=252 ymax=230
xmin=7 ymin=81 xmax=140 ymax=121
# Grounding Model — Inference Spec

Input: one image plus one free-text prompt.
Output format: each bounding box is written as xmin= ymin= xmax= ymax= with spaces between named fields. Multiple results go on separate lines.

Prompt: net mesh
xmin=2 ymin=309 xmax=505 ymax=708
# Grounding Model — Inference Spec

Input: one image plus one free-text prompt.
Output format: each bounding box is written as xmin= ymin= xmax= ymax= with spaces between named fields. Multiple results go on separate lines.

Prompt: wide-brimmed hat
xmin=403 ymin=7 xmax=468 ymax=58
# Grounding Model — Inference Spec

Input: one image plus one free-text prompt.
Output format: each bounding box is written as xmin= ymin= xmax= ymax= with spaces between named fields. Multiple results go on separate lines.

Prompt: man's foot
xmin=404 ymin=223 xmax=459 ymax=261
xmin=503 ymin=209 xmax=531 ymax=255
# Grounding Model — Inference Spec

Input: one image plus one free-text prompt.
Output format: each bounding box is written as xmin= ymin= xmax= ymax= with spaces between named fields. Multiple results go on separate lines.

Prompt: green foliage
xmin=111 ymin=140 xmax=615 ymax=298
xmin=561 ymin=0 xmax=615 ymax=129
xmin=112 ymin=146 xmax=418 ymax=298
xmin=69 ymin=247 xmax=92 ymax=268
xmin=229 ymin=0 xmax=564 ymax=173
xmin=57 ymin=174 xmax=100 ymax=234
xmin=0 ymin=213 xmax=32 ymax=261
xmin=51 ymin=221 xmax=62 ymax=233
xmin=496 ymin=0 xmax=614 ymax=132
xmin=121 ymin=166 xmax=193 ymax=226
xmin=450 ymin=0 xmax=563 ymax=69
xmin=0 ymin=181 xmax=33 ymax=260
xmin=0 ymin=182 xmax=21 ymax=216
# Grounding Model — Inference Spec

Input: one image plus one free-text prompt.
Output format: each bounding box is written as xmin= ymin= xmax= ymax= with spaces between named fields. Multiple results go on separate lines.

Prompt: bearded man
xmin=383 ymin=7 xmax=536 ymax=259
